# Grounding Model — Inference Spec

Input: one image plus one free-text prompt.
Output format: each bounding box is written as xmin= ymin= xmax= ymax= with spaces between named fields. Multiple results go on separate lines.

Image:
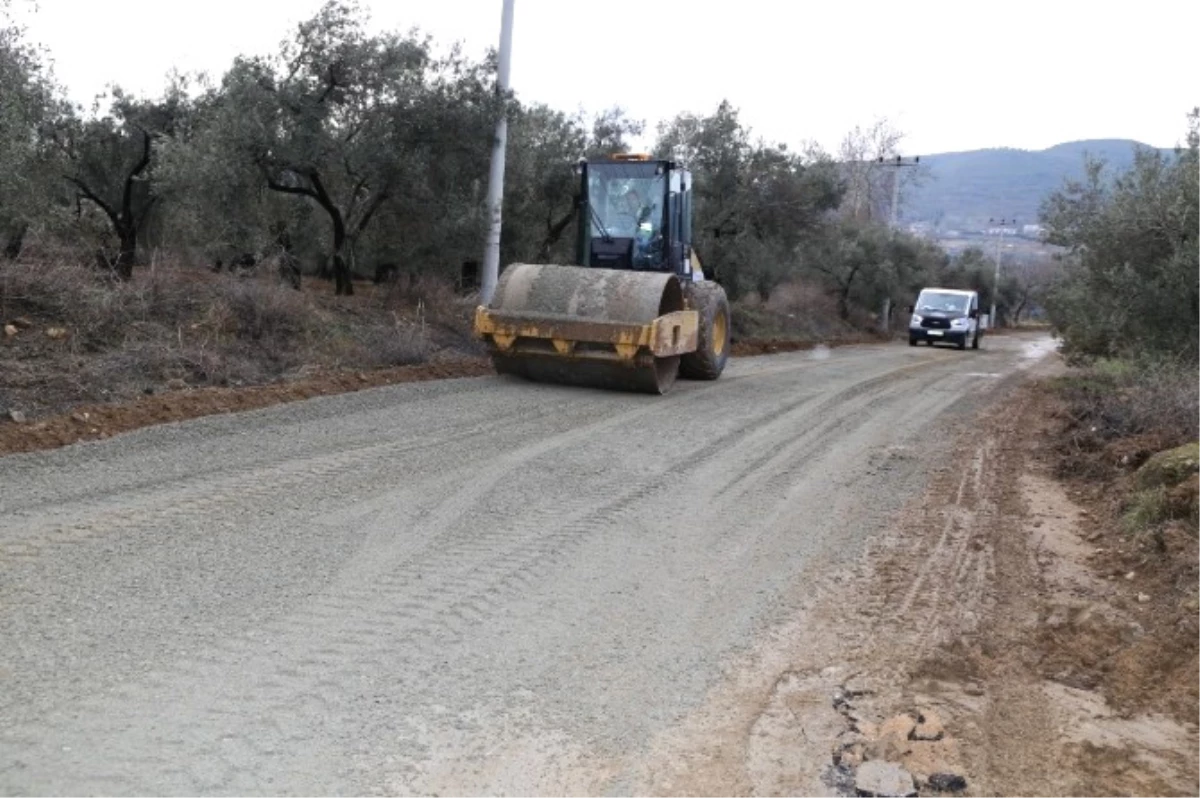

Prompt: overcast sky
xmin=11 ymin=0 xmax=1198 ymax=156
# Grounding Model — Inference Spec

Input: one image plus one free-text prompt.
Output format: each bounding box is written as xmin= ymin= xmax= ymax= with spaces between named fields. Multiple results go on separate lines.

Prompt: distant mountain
xmin=902 ymin=139 xmax=1175 ymax=231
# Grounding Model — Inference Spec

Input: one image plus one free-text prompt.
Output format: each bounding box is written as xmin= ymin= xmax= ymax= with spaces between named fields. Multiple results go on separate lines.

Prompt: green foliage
xmin=794 ymin=218 xmax=946 ymax=322
xmin=53 ymin=84 xmax=191 ymax=275
xmin=654 ymin=100 xmax=843 ymax=300
xmin=187 ymin=0 xmax=501 ymax=293
xmin=1040 ymin=109 xmax=1199 ymax=363
xmin=0 ymin=3 xmax=63 ymax=254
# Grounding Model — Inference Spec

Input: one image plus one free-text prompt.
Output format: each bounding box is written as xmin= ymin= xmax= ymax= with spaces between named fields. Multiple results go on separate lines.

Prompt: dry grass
xmin=732 ymin=280 xmax=866 ymax=341
xmin=0 ymin=257 xmax=477 ymax=418
xmin=1046 ymin=356 xmax=1199 ymax=553
xmin=1052 ymin=358 xmax=1199 ymax=458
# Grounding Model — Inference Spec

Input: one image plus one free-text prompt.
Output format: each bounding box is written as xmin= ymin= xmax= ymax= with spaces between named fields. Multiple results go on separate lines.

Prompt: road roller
xmin=473 ymin=154 xmax=731 ymax=394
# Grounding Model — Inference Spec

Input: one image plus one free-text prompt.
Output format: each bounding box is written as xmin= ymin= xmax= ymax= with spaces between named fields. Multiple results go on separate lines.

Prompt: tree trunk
xmin=3 ymin=222 xmax=28 ymax=260
xmin=333 ymin=253 xmax=353 ymax=296
xmin=330 ymin=221 xmax=353 ymax=296
xmin=838 ymin=284 xmax=852 ymax=321
xmin=538 ymin=205 xmax=577 ymax=261
xmin=116 ymin=223 xmax=137 ymax=281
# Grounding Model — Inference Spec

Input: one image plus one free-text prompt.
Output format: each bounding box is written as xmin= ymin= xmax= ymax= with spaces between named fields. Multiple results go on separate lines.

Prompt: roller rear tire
xmin=680 ymin=282 xmax=731 ymax=380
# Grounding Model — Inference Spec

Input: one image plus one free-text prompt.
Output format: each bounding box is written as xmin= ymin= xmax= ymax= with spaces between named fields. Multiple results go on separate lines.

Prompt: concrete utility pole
xmin=876 ymin=154 xmax=920 ymax=333
xmin=480 ymin=0 xmax=515 ymax=306
xmin=988 ymin=217 xmax=1016 ymax=328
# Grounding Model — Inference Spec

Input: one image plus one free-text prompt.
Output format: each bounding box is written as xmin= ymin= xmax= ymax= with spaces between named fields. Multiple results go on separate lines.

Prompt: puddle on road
xmin=1018 ymin=337 xmax=1060 ymax=367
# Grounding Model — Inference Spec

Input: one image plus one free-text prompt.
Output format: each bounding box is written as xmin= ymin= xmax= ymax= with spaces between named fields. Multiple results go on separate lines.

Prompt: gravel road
xmin=0 ymin=334 xmax=1052 ymax=795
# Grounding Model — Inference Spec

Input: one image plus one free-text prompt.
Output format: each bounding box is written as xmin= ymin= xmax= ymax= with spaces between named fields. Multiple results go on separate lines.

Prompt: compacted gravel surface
xmin=0 ymin=335 xmax=1046 ymax=795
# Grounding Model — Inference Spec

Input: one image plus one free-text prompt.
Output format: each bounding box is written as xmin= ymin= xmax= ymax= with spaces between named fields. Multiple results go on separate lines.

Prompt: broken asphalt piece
xmin=855 ymin=760 xmax=917 ymax=797
xmin=926 ymin=771 xmax=968 ymax=792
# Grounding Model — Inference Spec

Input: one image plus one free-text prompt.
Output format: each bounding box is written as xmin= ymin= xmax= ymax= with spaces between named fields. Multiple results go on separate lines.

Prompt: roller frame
xmin=474 ymin=306 xmax=699 ymax=363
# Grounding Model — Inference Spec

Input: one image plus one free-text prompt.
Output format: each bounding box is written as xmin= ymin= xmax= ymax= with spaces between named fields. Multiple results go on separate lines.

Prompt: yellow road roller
xmin=473 ymin=154 xmax=731 ymax=394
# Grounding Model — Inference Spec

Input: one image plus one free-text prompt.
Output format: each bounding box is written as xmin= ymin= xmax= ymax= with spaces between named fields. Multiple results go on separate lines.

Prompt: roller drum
xmin=482 ymin=263 xmax=686 ymax=394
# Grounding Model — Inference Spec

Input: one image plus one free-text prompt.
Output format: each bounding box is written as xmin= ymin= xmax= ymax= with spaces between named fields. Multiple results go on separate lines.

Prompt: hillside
xmin=903 ymin=139 xmax=1175 ymax=230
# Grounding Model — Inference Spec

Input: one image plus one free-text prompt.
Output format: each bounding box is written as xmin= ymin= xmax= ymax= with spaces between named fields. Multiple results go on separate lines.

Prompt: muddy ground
xmin=628 ymin=359 xmax=1198 ymax=797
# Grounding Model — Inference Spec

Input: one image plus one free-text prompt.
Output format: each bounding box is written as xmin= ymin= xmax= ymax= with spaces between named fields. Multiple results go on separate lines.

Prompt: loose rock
xmin=3 ymin=323 xmax=17 ymax=337
xmin=855 ymin=760 xmax=916 ymax=797
xmin=8 ymin=409 xmax=27 ymax=423
xmin=926 ymin=771 xmax=968 ymax=792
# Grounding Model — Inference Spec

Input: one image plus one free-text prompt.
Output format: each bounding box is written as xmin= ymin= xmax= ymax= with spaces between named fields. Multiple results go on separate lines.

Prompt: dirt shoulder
xmin=629 ymin=354 xmax=1198 ymax=797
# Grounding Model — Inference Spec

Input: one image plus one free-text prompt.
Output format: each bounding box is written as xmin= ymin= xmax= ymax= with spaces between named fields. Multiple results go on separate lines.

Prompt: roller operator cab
xmin=474 ymin=154 xmax=731 ymax=395
xmin=907 ymin=288 xmax=982 ymax=350
xmin=577 ymin=154 xmax=703 ymax=278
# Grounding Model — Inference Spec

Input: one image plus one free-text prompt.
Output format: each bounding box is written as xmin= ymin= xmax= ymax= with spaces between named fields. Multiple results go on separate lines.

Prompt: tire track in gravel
xmin=3 ymin=355 xmax=955 ymax=795
xmin=0 ymin=403 xmax=586 ymax=562
xmin=0 ymin=341 xmax=1027 ymax=796
xmin=405 ymin=357 xmax=1022 ymax=792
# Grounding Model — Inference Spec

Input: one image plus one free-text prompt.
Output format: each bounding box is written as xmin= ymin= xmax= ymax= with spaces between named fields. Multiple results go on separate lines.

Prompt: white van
xmin=907 ymin=288 xmax=981 ymax=350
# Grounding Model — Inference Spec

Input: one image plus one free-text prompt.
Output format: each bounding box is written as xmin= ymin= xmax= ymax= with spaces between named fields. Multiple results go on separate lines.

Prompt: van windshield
xmin=916 ymin=291 xmax=969 ymax=314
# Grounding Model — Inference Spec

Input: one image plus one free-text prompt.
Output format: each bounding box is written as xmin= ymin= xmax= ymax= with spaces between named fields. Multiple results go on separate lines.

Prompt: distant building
xmin=1021 ymin=224 xmax=1046 ymax=237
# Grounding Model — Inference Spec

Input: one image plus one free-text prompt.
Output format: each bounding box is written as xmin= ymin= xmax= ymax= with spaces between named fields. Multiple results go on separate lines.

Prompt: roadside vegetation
xmin=1036 ymin=108 xmax=1198 ymax=673
xmin=1041 ymin=104 xmax=1200 ymax=528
